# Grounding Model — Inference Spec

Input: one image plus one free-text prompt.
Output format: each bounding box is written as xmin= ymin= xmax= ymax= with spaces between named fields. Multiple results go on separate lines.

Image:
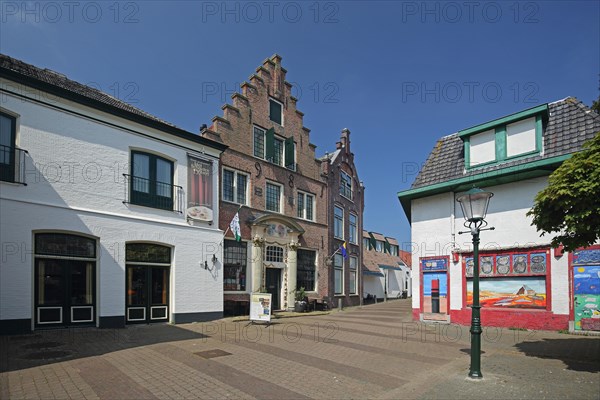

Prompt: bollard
xmin=338 ymin=298 xmax=343 ymax=311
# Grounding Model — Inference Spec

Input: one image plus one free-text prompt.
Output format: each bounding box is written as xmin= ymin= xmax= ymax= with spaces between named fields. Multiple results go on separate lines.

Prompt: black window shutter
xmin=285 ymin=137 xmax=295 ymax=169
xmin=265 ymin=128 xmax=275 ymax=162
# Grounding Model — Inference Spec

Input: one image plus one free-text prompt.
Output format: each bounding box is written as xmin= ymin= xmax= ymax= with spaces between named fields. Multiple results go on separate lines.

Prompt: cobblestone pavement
xmin=1 ymin=300 xmax=599 ymax=399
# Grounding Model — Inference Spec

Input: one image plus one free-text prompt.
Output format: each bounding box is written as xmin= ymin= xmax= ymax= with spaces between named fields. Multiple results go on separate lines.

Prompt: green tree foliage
xmin=527 ymin=131 xmax=600 ymax=251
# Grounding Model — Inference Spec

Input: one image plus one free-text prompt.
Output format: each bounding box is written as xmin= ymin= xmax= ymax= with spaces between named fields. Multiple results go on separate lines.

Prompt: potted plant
xmin=294 ymin=287 xmax=307 ymax=312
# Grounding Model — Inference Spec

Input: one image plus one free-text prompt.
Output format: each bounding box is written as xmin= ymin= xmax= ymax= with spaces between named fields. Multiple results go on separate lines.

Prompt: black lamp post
xmin=456 ymin=187 xmax=494 ymax=379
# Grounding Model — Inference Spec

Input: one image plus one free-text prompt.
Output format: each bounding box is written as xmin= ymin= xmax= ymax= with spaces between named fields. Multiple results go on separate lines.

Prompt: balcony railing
xmin=0 ymin=145 xmax=28 ymax=185
xmin=122 ymin=174 xmax=184 ymax=213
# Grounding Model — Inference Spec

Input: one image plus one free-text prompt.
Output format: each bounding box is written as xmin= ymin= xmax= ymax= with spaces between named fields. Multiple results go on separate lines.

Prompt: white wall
xmin=0 ymin=81 xmax=224 ymax=325
xmin=410 ymin=177 xmax=570 ymax=315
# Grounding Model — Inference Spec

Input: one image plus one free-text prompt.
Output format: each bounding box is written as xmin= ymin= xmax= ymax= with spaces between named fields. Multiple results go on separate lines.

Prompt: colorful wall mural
xmin=467 ymin=277 xmax=546 ymax=308
xmin=573 ymin=265 xmax=600 ymax=331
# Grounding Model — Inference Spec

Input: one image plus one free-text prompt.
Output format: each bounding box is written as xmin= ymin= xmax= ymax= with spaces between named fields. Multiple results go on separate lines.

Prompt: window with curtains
xmin=187 ymin=156 xmax=213 ymax=220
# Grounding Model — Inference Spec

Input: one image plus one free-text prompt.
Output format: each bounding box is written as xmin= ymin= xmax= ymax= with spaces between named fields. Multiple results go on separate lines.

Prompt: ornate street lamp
xmin=457 ymin=187 xmax=494 ymax=379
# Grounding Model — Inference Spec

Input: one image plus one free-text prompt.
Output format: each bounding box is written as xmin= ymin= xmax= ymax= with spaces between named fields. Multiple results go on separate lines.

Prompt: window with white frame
xmin=349 ymin=256 xmax=358 ymax=294
xmin=253 ymin=125 xmax=295 ymax=169
xmin=334 ymin=205 xmax=344 ymax=239
xmin=340 ymin=171 xmax=353 ymax=200
xmin=363 ymin=237 xmax=370 ymax=251
xmin=254 ymin=126 xmax=265 ymax=159
xmin=297 ymin=191 xmax=315 ymax=221
xmin=266 ymin=182 xmax=282 ymax=213
xmin=269 ymin=98 xmax=283 ymax=125
xmin=376 ymin=240 xmax=384 ymax=253
xmin=390 ymin=244 xmax=399 ymax=256
xmin=334 ymin=253 xmax=344 ymax=295
xmin=266 ymin=245 xmax=284 ymax=263
xmin=222 ymin=168 xmax=248 ymax=205
xmin=349 ymin=213 xmax=358 ymax=244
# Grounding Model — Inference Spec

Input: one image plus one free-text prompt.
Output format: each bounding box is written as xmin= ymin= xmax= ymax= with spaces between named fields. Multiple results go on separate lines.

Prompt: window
xmin=222 ymin=168 xmax=248 ymax=205
xmin=273 ymin=137 xmax=283 ymax=166
xmin=349 ymin=214 xmax=358 ymax=244
xmin=340 ymin=171 xmax=353 ymax=200
xmin=266 ymin=245 xmax=284 ymax=262
xmin=254 ymin=126 xmax=265 ymax=158
xmin=349 ymin=256 xmax=358 ymax=294
xmin=390 ymin=244 xmax=399 ymax=257
xmin=334 ymin=254 xmax=344 ymax=295
xmin=460 ymin=105 xmax=546 ymax=169
xmin=469 ymin=129 xmax=496 ymax=166
xmin=363 ymin=237 xmax=371 ymax=251
xmin=297 ymin=249 xmax=316 ymax=291
xmin=130 ymin=151 xmax=174 ymax=210
xmin=266 ymin=182 xmax=282 ymax=213
xmin=188 ymin=156 xmax=213 ymax=213
xmin=506 ymin=117 xmax=536 ymax=157
xmin=334 ymin=206 xmax=344 ymax=239
xmin=224 ymin=240 xmax=247 ymax=291
xmin=269 ymin=98 xmax=283 ymax=125
xmin=0 ymin=112 xmax=17 ymax=183
xmin=297 ymin=191 xmax=315 ymax=221
xmin=376 ymin=240 xmax=384 ymax=253
xmin=254 ymin=126 xmax=295 ymax=169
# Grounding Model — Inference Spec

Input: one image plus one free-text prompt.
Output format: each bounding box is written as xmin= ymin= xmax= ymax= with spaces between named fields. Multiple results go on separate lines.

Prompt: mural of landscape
xmin=467 ymin=277 xmax=546 ymax=308
xmin=573 ymin=265 xmax=600 ymax=331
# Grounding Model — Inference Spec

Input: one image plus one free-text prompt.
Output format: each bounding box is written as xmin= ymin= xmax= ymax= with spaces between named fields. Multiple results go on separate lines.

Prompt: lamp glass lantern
xmin=456 ymin=187 xmax=493 ymax=222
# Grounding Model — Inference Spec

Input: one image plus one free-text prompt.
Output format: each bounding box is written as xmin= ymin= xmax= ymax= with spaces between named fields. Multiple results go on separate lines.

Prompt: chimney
xmin=340 ymin=128 xmax=350 ymax=152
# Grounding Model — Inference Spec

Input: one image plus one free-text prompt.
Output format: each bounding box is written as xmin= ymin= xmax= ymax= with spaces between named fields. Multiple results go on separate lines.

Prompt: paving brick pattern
xmin=1 ymin=300 xmax=599 ymax=399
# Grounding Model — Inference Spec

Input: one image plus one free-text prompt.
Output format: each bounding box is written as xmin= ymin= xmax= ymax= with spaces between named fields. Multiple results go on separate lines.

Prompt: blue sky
xmin=2 ymin=1 xmax=598 ymax=247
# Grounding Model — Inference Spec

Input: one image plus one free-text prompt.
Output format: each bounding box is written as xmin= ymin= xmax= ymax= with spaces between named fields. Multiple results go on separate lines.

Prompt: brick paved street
xmin=1 ymin=300 xmax=599 ymax=399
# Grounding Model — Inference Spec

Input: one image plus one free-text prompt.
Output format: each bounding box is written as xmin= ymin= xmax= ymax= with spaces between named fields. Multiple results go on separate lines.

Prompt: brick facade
xmin=322 ymin=129 xmax=365 ymax=307
xmin=203 ymin=55 xmax=330 ymax=311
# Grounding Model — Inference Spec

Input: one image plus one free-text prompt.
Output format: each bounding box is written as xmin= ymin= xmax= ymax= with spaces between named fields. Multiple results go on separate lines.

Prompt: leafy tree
xmin=527 ymin=131 xmax=600 ymax=251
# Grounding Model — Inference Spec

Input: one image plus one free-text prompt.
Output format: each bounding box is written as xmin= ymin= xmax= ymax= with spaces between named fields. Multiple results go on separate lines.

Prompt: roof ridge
xmin=0 ymin=53 xmax=178 ymax=129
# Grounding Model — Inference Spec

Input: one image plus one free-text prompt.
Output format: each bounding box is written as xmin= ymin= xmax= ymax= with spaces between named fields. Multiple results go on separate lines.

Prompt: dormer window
xmin=460 ymin=104 xmax=547 ymax=169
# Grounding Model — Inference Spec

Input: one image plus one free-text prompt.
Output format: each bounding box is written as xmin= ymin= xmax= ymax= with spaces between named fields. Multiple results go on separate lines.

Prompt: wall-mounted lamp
xmin=203 ymin=260 xmax=209 ymax=270
xmin=212 ymin=254 xmax=218 ymax=264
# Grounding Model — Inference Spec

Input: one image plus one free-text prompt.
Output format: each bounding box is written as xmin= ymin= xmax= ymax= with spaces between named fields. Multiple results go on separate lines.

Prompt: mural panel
xmin=467 ymin=277 xmax=546 ymax=309
xmin=573 ymin=265 xmax=600 ymax=331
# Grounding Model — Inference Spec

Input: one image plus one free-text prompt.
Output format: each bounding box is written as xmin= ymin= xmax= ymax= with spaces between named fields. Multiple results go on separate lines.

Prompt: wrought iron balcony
xmin=0 ymin=145 xmax=28 ymax=185
xmin=122 ymin=174 xmax=184 ymax=213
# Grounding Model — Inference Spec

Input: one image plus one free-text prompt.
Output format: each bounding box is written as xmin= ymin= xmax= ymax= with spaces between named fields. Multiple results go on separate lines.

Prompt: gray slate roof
xmin=411 ymin=97 xmax=600 ymax=189
xmin=0 ymin=53 xmax=176 ymax=128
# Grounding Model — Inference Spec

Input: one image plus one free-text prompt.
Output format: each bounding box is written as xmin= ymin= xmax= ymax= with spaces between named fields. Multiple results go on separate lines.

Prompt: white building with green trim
xmin=398 ymin=98 xmax=600 ymax=331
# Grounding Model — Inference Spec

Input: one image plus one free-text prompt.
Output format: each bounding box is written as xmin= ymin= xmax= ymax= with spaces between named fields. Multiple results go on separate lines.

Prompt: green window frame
xmin=0 ymin=111 xmax=17 ymax=183
xmin=130 ymin=151 xmax=174 ymax=211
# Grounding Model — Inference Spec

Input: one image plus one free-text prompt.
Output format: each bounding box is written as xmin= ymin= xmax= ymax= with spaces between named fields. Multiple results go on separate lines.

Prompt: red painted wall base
xmin=450 ymin=308 xmax=569 ymax=331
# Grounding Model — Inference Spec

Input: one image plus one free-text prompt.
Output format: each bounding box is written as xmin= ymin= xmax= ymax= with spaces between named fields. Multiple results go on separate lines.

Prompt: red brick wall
xmin=206 ymin=54 xmax=330 ymax=298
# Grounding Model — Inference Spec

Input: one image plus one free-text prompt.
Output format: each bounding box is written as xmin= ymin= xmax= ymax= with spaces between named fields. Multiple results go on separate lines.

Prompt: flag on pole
xmin=229 ymin=212 xmax=241 ymax=241
xmin=339 ymin=242 xmax=348 ymax=258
